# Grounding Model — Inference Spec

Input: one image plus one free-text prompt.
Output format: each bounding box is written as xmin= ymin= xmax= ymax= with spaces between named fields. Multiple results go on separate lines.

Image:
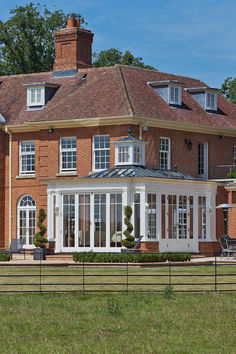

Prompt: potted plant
xmin=33 ymin=208 xmax=48 ymax=260
xmin=121 ymin=205 xmax=135 ymax=251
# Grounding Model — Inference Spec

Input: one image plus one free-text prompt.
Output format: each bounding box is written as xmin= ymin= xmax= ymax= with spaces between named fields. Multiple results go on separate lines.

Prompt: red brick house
xmin=0 ymin=18 xmax=236 ymax=254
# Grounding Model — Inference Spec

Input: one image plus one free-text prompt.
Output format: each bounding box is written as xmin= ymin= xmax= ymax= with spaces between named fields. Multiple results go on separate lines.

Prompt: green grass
xmin=0 ymin=292 xmax=235 ymax=353
xmin=0 ymin=264 xmax=235 ymax=292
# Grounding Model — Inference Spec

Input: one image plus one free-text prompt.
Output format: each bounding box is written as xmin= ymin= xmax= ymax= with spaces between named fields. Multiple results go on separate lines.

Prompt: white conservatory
xmin=44 ymin=133 xmax=217 ymax=253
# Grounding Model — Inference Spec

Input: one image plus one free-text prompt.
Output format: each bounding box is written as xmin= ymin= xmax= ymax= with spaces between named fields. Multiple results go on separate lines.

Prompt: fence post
xmin=214 ymin=254 xmax=217 ymax=292
xmin=126 ymin=252 xmax=128 ymax=293
xmin=40 ymin=257 xmax=42 ymax=295
xmin=82 ymin=252 xmax=85 ymax=294
xmin=169 ymin=260 xmax=172 ymax=287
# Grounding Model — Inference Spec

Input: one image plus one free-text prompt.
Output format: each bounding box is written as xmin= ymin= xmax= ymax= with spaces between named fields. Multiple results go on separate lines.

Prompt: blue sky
xmin=1 ymin=0 xmax=236 ymax=87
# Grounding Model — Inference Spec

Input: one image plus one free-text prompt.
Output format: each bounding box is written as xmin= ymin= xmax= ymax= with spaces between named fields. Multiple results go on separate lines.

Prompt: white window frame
xmin=19 ymin=141 xmax=35 ymax=175
xmin=17 ymin=195 xmax=36 ymax=248
xmin=27 ymin=87 xmax=45 ymax=107
xmin=169 ymin=85 xmax=181 ymax=105
xmin=160 ymin=137 xmax=171 ymax=170
xmin=92 ymin=135 xmax=110 ymax=172
xmin=205 ymin=92 xmax=217 ymax=111
xmin=60 ymin=137 xmax=77 ymax=173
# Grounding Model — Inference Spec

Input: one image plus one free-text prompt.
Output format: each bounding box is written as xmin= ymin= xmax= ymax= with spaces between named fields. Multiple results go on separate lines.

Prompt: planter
xmin=33 ymin=248 xmax=47 ymax=260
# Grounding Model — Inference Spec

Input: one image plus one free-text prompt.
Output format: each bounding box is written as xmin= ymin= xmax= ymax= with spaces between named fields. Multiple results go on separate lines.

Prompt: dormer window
xmin=28 ymin=87 xmax=44 ymax=107
xmin=113 ymin=130 xmax=147 ymax=167
xmin=148 ymin=80 xmax=183 ymax=107
xmin=185 ymin=87 xmax=218 ymax=112
xmin=206 ymin=92 xmax=217 ymax=111
xmin=24 ymin=82 xmax=60 ymax=110
xmin=169 ymin=86 xmax=181 ymax=105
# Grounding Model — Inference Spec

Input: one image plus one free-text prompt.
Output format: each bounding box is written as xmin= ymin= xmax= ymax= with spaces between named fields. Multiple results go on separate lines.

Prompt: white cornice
xmin=3 ymin=114 xmax=236 ymax=137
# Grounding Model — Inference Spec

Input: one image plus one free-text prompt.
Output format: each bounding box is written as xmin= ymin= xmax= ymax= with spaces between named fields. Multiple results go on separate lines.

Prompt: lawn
xmin=0 ymin=292 xmax=235 ymax=353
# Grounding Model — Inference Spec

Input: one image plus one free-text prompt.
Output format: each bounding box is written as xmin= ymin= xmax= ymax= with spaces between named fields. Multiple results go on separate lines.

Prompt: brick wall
xmin=143 ymin=126 xmax=236 ymax=178
xmin=2 ymin=123 xmax=235 ymax=248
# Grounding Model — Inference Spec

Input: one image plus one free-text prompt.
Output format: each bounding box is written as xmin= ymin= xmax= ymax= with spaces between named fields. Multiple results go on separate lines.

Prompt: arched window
xmin=17 ymin=195 xmax=36 ymax=247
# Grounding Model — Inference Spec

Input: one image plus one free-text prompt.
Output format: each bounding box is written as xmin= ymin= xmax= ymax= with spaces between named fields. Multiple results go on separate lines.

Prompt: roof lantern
xmin=113 ymin=129 xmax=148 ymax=167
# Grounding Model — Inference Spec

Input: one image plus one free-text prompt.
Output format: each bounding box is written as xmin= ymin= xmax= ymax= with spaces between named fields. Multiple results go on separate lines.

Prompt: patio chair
xmin=219 ymin=235 xmax=235 ymax=259
xmin=9 ymin=238 xmax=24 ymax=254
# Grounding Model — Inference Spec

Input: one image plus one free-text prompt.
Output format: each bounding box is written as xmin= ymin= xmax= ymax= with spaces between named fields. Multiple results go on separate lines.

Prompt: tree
xmin=220 ymin=77 xmax=236 ymax=104
xmin=0 ymin=3 xmax=86 ymax=75
xmin=93 ymin=48 xmax=157 ymax=70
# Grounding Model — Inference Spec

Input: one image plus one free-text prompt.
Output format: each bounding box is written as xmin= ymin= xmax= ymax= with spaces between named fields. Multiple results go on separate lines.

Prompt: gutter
xmin=4 ymin=127 xmax=12 ymax=245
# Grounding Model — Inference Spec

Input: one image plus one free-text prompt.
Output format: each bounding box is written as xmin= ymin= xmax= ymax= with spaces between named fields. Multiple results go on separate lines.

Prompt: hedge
xmin=0 ymin=250 xmax=11 ymax=262
xmin=73 ymin=251 xmax=191 ymax=263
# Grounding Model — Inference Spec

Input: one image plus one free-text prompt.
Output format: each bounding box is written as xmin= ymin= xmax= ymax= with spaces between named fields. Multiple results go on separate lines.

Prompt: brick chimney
xmin=53 ymin=15 xmax=94 ymax=73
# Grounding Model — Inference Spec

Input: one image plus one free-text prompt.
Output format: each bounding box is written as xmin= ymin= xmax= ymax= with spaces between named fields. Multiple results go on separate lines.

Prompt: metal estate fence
xmin=0 ymin=253 xmax=235 ymax=293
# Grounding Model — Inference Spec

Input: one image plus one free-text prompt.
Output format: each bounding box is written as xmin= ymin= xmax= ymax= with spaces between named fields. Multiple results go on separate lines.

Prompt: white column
xmin=207 ymin=192 xmax=216 ymax=241
xmin=165 ymin=195 xmax=168 ymax=239
xmin=140 ymin=188 xmax=146 ymax=240
xmin=56 ymin=193 xmax=63 ymax=252
xmin=122 ymin=189 xmax=128 ymax=241
xmin=75 ymin=194 xmax=79 ymax=249
xmin=193 ymin=195 xmax=198 ymax=242
xmin=90 ymin=193 xmax=94 ymax=248
xmin=106 ymin=193 xmax=110 ymax=248
xmin=47 ymin=192 xmax=52 ymax=241
xmin=157 ymin=193 xmax=162 ymax=241
xmin=187 ymin=196 xmax=190 ymax=239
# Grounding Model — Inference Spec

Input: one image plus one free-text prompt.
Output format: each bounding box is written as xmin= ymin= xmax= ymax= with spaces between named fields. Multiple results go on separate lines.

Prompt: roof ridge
xmin=116 ymin=64 xmax=207 ymax=85
xmin=117 ymin=66 xmax=134 ymax=116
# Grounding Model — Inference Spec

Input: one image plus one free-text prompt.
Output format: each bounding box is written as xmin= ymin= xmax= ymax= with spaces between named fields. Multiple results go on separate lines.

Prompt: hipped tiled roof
xmin=0 ymin=65 xmax=236 ymax=128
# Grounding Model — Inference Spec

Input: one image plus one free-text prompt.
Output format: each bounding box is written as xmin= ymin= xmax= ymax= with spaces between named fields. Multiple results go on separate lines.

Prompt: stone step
xmin=46 ymin=254 xmax=74 ymax=261
xmin=11 ymin=253 xmax=33 ymax=261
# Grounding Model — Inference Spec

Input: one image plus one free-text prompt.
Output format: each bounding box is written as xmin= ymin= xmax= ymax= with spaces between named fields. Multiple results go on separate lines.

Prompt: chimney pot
xmin=67 ymin=16 xmax=76 ymax=28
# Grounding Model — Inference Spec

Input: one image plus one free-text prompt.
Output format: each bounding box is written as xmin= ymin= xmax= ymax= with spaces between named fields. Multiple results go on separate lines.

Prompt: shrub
xmin=121 ymin=205 xmax=135 ymax=249
xmin=73 ymin=251 xmax=191 ymax=263
xmin=34 ymin=208 xmax=48 ymax=248
xmin=227 ymin=171 xmax=236 ymax=178
xmin=0 ymin=250 xmax=11 ymax=261
xmin=163 ymin=285 xmax=174 ymax=299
